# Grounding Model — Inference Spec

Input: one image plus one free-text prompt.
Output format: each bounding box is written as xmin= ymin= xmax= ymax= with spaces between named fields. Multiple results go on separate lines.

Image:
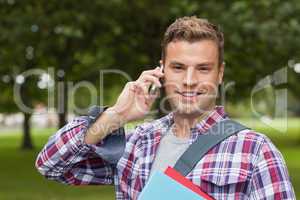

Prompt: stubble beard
xmin=170 ymin=96 xmax=216 ymax=117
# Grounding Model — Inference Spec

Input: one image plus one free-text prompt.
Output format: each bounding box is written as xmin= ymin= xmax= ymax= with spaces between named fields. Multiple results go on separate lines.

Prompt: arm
xmin=84 ymin=67 xmax=164 ymax=145
xmin=35 ymin=67 xmax=163 ymax=185
xmin=249 ymin=137 xmax=296 ymax=199
xmin=35 ymin=116 xmax=125 ymax=185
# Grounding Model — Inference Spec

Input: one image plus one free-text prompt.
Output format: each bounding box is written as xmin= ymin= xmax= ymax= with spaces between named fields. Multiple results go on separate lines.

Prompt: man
xmin=36 ymin=16 xmax=295 ymax=199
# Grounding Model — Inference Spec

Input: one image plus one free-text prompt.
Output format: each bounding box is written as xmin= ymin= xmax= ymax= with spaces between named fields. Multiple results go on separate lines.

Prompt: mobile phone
xmin=148 ymin=64 xmax=164 ymax=95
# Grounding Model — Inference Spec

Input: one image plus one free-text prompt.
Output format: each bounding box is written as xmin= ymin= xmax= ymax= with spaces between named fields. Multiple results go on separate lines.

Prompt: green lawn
xmin=0 ymin=129 xmax=115 ymax=200
xmin=0 ymin=118 xmax=299 ymax=200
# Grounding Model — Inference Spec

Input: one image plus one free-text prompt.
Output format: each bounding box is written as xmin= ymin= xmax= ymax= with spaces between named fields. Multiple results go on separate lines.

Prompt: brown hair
xmin=161 ymin=16 xmax=224 ymax=66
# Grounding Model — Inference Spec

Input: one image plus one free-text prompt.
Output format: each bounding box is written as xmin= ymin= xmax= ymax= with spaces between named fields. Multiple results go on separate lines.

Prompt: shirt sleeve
xmin=249 ymin=136 xmax=296 ymax=199
xmin=35 ymin=116 xmax=126 ymax=185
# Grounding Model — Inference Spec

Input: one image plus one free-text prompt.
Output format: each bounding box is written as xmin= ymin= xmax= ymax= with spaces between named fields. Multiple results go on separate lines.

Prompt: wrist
xmin=85 ymin=106 xmax=125 ymax=144
xmin=106 ymin=106 xmax=128 ymax=126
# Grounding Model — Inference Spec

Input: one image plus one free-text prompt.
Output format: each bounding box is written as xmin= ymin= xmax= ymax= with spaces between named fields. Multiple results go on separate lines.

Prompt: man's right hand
xmin=110 ymin=67 xmax=164 ymax=124
xmin=84 ymin=67 xmax=164 ymax=144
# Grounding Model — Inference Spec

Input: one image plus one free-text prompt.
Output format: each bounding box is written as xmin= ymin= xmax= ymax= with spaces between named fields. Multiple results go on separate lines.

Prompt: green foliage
xmin=0 ymin=0 xmax=299 ymax=110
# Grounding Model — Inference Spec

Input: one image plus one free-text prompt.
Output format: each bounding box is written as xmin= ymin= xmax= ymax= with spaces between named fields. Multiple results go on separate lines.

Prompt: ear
xmin=218 ymin=61 xmax=225 ymax=84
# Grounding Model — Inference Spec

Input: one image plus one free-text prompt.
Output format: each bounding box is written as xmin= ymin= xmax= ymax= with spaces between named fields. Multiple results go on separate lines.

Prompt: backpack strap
xmin=173 ymin=119 xmax=248 ymax=177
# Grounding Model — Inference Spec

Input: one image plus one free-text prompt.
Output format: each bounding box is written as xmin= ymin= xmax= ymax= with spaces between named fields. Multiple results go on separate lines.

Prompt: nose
xmin=183 ymin=67 xmax=198 ymax=87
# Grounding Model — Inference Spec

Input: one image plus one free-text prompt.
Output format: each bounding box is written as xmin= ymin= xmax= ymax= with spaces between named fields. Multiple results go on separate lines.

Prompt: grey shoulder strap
xmin=173 ymin=119 xmax=248 ymax=177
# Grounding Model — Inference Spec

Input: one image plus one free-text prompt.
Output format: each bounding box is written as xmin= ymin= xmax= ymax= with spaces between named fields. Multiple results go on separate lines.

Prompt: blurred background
xmin=0 ymin=0 xmax=299 ymax=199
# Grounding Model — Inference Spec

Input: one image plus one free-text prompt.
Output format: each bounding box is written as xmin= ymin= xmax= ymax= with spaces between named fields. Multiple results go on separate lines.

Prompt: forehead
xmin=165 ymin=40 xmax=218 ymax=65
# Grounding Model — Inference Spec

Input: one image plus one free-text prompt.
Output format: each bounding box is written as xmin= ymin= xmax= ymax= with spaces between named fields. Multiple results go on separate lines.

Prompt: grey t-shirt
xmin=149 ymin=127 xmax=190 ymax=177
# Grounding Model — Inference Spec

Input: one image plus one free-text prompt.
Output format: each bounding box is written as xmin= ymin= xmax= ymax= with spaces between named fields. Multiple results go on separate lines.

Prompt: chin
xmin=173 ymin=103 xmax=203 ymax=115
xmin=172 ymin=101 xmax=215 ymax=116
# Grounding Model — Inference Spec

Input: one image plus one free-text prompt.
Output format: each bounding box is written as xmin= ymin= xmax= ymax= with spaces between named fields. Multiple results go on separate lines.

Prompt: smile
xmin=176 ymin=91 xmax=204 ymax=97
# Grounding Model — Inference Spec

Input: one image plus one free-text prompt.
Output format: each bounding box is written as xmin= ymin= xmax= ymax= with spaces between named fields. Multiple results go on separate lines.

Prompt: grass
xmin=0 ymin=128 xmax=115 ymax=200
xmin=0 ymin=118 xmax=299 ymax=199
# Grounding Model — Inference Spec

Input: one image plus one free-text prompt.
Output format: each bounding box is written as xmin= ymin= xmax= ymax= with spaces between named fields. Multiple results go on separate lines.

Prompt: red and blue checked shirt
xmin=36 ymin=106 xmax=295 ymax=199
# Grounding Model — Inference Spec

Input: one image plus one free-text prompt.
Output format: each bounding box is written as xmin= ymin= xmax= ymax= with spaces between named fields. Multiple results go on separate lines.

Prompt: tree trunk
xmin=58 ymin=78 xmax=68 ymax=128
xmin=21 ymin=112 xmax=34 ymax=150
xmin=58 ymin=112 xmax=67 ymax=128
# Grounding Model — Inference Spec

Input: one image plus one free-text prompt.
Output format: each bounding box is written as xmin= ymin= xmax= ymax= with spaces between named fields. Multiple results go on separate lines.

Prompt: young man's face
xmin=162 ymin=40 xmax=224 ymax=116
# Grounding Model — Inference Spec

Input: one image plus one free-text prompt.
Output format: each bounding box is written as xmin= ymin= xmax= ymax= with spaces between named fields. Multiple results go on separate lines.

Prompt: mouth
xmin=175 ymin=91 xmax=206 ymax=102
xmin=176 ymin=91 xmax=205 ymax=97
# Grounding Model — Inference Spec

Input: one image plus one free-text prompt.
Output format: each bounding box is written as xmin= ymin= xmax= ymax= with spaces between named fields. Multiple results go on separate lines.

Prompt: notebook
xmin=138 ymin=167 xmax=214 ymax=200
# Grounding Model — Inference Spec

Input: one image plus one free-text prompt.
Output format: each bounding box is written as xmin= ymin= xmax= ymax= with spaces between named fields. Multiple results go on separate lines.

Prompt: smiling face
xmin=162 ymin=40 xmax=224 ymax=116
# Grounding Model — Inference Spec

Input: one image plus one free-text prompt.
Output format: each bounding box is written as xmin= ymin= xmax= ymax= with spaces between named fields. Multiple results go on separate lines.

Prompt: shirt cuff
xmin=79 ymin=116 xmax=126 ymax=165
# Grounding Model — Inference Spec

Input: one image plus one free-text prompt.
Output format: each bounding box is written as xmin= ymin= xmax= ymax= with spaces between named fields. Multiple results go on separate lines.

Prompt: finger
xmin=125 ymin=81 xmax=137 ymax=93
xmin=140 ymin=74 xmax=162 ymax=87
xmin=154 ymin=66 xmax=164 ymax=77
xmin=153 ymin=68 xmax=164 ymax=78
xmin=145 ymin=90 xmax=159 ymax=106
xmin=136 ymin=77 xmax=160 ymax=101
xmin=135 ymin=80 xmax=157 ymax=104
xmin=140 ymin=67 xmax=164 ymax=78
xmin=134 ymin=81 xmax=148 ymax=97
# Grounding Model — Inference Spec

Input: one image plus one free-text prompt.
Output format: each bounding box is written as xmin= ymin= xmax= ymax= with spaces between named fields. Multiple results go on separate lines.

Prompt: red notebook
xmin=164 ymin=166 xmax=214 ymax=200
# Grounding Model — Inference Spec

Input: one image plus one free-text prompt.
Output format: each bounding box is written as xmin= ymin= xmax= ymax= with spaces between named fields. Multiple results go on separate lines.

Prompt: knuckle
xmin=126 ymin=81 xmax=135 ymax=88
xmin=126 ymin=81 xmax=132 ymax=86
xmin=142 ymin=70 xmax=153 ymax=75
xmin=141 ymin=71 xmax=148 ymax=75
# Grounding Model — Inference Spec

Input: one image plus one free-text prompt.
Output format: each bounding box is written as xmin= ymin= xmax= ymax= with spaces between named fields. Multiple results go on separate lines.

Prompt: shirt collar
xmin=162 ymin=106 xmax=228 ymax=141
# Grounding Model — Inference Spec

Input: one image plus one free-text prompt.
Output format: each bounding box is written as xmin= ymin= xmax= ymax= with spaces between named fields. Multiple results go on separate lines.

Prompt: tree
xmin=1 ymin=0 xmax=299 ymax=150
xmin=0 ymin=1 xmax=50 ymax=149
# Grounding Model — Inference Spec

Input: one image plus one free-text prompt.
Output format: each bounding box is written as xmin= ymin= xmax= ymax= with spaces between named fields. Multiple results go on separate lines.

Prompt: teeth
xmin=182 ymin=92 xmax=197 ymax=97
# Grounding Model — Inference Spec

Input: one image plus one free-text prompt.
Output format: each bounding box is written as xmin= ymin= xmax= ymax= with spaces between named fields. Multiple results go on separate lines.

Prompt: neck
xmin=172 ymin=106 xmax=215 ymax=139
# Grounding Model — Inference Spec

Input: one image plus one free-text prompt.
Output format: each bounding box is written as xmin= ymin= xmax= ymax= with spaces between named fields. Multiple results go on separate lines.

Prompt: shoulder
xmin=235 ymin=129 xmax=277 ymax=149
xmin=222 ymin=127 xmax=281 ymax=160
xmin=198 ymin=129 xmax=277 ymax=174
xmin=207 ymin=127 xmax=270 ymax=161
xmin=233 ymin=129 xmax=267 ymax=145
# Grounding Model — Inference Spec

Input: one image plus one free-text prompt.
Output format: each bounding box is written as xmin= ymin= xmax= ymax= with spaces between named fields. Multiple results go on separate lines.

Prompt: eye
xmin=199 ymin=67 xmax=208 ymax=71
xmin=172 ymin=65 xmax=183 ymax=70
xmin=197 ymin=66 xmax=210 ymax=72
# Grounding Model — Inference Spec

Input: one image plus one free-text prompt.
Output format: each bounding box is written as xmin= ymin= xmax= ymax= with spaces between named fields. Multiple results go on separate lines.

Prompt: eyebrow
xmin=169 ymin=61 xmax=184 ymax=66
xmin=169 ymin=61 xmax=215 ymax=67
xmin=196 ymin=62 xmax=214 ymax=67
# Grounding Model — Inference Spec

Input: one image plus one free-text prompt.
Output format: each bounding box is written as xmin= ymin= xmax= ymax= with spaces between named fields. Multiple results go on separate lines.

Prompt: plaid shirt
xmin=36 ymin=106 xmax=295 ymax=199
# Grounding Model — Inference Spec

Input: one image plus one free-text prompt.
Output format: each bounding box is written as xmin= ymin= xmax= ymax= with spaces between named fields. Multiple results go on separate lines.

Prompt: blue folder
xmin=138 ymin=171 xmax=205 ymax=200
